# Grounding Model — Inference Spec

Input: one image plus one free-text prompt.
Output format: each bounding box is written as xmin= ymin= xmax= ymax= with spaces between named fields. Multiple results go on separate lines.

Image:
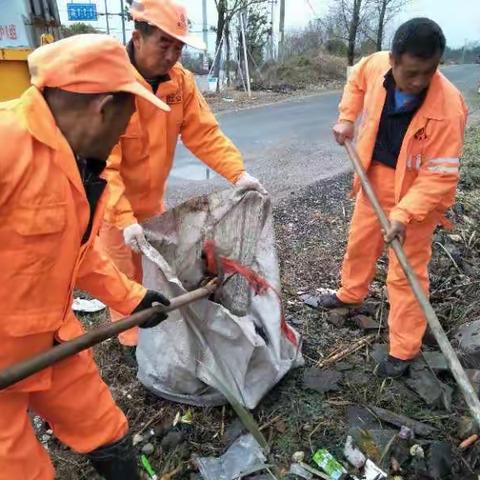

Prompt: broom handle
xmin=0 ymin=281 xmax=217 ymax=390
xmin=344 ymin=139 xmax=480 ymax=427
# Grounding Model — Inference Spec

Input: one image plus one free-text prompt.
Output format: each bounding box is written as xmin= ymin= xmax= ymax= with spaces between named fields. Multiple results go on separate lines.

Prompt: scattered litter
xmin=193 ymin=434 xmax=267 ymax=480
xmin=363 ymin=459 xmax=387 ymax=480
xmin=295 ymin=462 xmax=330 ymax=480
xmin=353 ymin=315 xmax=381 ymax=331
xmin=406 ymin=362 xmax=453 ymax=410
xmin=390 ymin=456 xmax=401 ymax=473
xmin=312 ymin=449 xmax=347 ymax=479
xmin=459 ymin=434 xmax=479 ymax=450
xmin=72 ymin=297 xmax=105 ymax=313
xmin=344 ymin=435 xmax=366 ymax=469
xmin=292 ymin=451 xmax=305 ymax=463
xmin=367 ymin=406 xmax=437 ymax=437
xmin=222 ymin=97 xmax=235 ymax=102
xmin=141 ymin=454 xmax=158 ymax=480
xmin=288 ymin=463 xmax=313 ymax=479
xmin=132 ymin=433 xmax=144 ymax=446
xmin=448 ymin=234 xmax=462 ymax=242
xmin=303 ymin=368 xmax=342 ymax=393
xmin=173 ymin=409 xmax=193 ymax=426
xmin=409 ymin=444 xmax=424 ymax=459
xmin=348 ymin=428 xmax=382 ymax=463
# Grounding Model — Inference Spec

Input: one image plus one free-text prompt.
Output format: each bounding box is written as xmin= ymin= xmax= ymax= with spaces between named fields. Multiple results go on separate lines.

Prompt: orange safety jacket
xmin=103 ymin=63 xmax=246 ymax=229
xmin=0 ymin=87 xmax=146 ymax=392
xmin=339 ymin=52 xmax=468 ymax=225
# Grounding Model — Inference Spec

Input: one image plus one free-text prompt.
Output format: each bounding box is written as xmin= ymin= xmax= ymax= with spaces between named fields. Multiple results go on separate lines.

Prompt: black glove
xmin=133 ymin=290 xmax=170 ymax=329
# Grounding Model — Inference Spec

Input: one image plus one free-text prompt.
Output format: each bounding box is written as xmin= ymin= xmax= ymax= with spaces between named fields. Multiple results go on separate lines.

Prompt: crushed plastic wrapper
xmin=193 ymin=434 xmax=267 ymax=480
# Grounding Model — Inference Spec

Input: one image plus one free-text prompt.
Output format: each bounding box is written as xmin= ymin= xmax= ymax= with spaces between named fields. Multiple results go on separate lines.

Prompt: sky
xmin=57 ymin=0 xmax=480 ymax=50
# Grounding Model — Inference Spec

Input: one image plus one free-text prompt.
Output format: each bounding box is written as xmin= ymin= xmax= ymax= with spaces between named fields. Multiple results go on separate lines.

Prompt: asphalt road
xmin=168 ymin=63 xmax=479 ymax=204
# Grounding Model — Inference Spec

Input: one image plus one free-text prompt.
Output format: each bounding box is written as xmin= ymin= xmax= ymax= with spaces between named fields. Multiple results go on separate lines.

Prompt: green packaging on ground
xmin=312 ymin=449 xmax=347 ymax=480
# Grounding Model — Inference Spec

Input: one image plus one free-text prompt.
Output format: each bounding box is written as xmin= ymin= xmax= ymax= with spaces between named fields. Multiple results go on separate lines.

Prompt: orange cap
xmin=28 ymin=34 xmax=170 ymax=112
xmin=130 ymin=0 xmax=206 ymax=50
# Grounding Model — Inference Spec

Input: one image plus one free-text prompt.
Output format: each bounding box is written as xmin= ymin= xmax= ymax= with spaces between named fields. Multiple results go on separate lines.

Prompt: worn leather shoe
xmin=374 ymin=355 xmax=412 ymax=378
xmin=315 ymin=293 xmax=361 ymax=310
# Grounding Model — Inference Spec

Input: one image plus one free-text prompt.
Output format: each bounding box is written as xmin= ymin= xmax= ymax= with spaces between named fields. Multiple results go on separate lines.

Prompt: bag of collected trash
xmin=136 ymin=188 xmax=303 ymax=408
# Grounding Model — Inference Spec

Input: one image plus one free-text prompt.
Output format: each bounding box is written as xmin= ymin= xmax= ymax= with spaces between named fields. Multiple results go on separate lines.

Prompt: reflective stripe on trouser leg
xmin=0 ymin=392 xmax=55 ymax=480
xmin=387 ymin=215 xmax=438 ymax=360
xmin=98 ymin=222 xmax=143 ymax=346
xmin=338 ymin=163 xmax=395 ymax=304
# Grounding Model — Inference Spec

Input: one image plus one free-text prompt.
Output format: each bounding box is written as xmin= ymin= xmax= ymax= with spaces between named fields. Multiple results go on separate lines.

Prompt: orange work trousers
xmin=99 ymin=222 xmax=143 ymax=346
xmin=0 ymin=350 xmax=128 ymax=480
xmin=337 ymin=163 xmax=438 ymax=360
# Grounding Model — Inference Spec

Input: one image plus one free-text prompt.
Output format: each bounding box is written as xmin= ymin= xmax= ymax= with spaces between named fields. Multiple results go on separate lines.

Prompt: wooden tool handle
xmin=344 ymin=139 xmax=480 ymax=428
xmin=0 ymin=282 xmax=217 ymax=390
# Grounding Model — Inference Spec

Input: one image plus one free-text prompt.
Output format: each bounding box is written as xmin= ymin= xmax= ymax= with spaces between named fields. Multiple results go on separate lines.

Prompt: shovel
xmin=343 ymin=138 xmax=480 ymax=428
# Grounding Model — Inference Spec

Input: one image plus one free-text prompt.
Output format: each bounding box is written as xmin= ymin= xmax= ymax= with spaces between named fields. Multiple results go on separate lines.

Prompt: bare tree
xmin=370 ymin=0 xmax=410 ymax=50
xmin=213 ymin=0 xmax=268 ymax=77
xmin=327 ymin=0 xmax=372 ymax=66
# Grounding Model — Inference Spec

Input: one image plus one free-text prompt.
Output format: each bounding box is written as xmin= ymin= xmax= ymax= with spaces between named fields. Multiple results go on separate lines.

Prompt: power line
xmin=304 ymin=0 xmax=318 ymax=17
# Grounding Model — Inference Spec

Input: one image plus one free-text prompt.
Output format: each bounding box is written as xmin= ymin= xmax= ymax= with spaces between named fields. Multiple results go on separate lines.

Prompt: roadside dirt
xmin=204 ymin=81 xmax=343 ymax=114
xmin=44 ymin=126 xmax=480 ymax=479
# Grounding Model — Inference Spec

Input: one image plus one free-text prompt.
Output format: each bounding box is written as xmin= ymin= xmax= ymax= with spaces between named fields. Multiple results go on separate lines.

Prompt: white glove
xmin=123 ymin=223 xmax=146 ymax=253
xmin=235 ymin=172 xmax=268 ymax=195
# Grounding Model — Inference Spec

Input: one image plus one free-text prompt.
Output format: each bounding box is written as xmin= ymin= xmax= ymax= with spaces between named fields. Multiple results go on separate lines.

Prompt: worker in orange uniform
xmin=100 ymin=0 xmax=267 ymax=349
xmin=318 ymin=18 xmax=467 ymax=378
xmin=0 ymin=35 xmax=172 ymax=480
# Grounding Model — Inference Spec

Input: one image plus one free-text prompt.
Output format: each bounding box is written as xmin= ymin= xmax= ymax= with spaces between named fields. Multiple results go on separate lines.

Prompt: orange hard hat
xmin=130 ymin=0 xmax=206 ymax=50
xmin=28 ymin=34 xmax=170 ymax=111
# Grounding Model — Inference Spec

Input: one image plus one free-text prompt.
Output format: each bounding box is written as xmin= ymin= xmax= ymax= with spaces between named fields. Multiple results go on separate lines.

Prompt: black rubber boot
xmin=374 ymin=355 xmax=412 ymax=379
xmin=87 ymin=434 xmax=140 ymax=480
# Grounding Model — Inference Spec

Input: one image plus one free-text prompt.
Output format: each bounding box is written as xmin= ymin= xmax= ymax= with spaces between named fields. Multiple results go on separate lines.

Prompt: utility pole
xmin=202 ymin=0 xmax=209 ymax=70
xmin=461 ymin=38 xmax=468 ymax=64
xmin=269 ymin=0 xmax=275 ymax=60
xmin=120 ymin=0 xmax=127 ymax=45
xmin=104 ymin=0 xmax=110 ymax=35
xmin=239 ymin=11 xmax=251 ymax=98
xmin=279 ymin=0 xmax=285 ymax=59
